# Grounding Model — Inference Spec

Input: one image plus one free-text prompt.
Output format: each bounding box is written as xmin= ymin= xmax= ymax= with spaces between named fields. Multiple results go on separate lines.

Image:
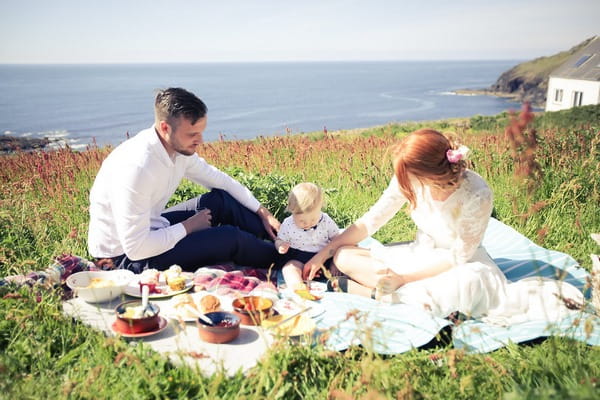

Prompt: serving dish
xmin=197 ymin=311 xmax=241 ymax=344
xmin=231 ymin=296 xmax=273 ymax=326
xmin=66 ymin=270 xmax=135 ymax=303
xmin=114 ymin=300 xmax=161 ymax=334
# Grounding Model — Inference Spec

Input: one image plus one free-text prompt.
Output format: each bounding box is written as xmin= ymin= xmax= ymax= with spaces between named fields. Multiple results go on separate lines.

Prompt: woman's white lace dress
xmin=357 ymin=170 xmax=583 ymax=325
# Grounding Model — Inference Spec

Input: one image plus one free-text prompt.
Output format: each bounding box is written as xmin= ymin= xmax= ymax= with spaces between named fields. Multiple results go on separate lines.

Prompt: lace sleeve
xmin=451 ymin=180 xmax=493 ymax=265
xmin=356 ymin=178 xmax=408 ymax=236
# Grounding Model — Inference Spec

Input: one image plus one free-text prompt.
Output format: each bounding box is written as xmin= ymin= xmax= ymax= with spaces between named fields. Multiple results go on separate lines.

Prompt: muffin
xmin=200 ymin=294 xmax=221 ymax=314
xmin=168 ymin=276 xmax=186 ymax=291
xmin=164 ymin=264 xmax=183 ymax=284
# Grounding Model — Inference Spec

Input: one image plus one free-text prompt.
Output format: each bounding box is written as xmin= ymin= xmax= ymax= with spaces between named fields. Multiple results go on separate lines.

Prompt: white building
xmin=546 ymin=36 xmax=600 ymax=112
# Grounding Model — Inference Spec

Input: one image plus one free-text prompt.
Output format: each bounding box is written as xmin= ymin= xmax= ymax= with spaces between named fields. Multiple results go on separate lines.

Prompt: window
xmin=573 ymin=91 xmax=583 ymax=107
xmin=554 ymin=88 xmax=563 ymax=103
xmin=573 ymin=55 xmax=591 ymax=67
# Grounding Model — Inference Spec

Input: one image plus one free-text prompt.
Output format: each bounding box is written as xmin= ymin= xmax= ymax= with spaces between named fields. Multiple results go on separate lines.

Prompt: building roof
xmin=550 ymin=36 xmax=600 ymax=82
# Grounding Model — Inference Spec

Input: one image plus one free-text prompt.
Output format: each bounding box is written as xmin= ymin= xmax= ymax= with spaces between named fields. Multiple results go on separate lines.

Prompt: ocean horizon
xmin=0 ymin=61 xmax=525 ymax=150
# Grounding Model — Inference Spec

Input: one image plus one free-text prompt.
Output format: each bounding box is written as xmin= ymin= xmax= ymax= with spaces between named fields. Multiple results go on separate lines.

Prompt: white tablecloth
xmin=62 ymin=292 xmax=274 ymax=376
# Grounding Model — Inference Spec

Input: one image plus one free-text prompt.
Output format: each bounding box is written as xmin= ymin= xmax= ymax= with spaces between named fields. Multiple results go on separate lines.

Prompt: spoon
xmin=185 ymin=305 xmax=215 ymax=326
xmin=141 ymin=285 xmax=152 ymax=316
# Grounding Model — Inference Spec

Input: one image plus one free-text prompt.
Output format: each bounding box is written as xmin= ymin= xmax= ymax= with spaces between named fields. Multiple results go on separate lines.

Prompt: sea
xmin=0 ymin=61 xmax=525 ymax=150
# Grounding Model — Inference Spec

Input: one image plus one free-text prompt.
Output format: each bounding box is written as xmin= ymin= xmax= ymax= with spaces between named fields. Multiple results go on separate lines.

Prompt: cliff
xmin=458 ymin=37 xmax=596 ymax=108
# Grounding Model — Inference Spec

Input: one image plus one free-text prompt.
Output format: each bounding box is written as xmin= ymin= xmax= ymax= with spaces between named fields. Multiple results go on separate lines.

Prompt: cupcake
xmin=168 ymin=276 xmax=186 ymax=291
xmin=164 ymin=264 xmax=183 ymax=285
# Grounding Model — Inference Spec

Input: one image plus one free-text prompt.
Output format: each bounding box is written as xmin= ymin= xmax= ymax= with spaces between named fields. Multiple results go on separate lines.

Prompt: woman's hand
xmin=257 ymin=206 xmax=280 ymax=240
xmin=375 ymin=268 xmax=406 ymax=295
xmin=303 ymin=256 xmax=326 ymax=281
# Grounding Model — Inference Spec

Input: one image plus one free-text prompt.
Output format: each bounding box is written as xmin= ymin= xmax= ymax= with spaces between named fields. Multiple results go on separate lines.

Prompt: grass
xmin=511 ymin=36 xmax=594 ymax=80
xmin=1 ymin=104 xmax=599 ymax=399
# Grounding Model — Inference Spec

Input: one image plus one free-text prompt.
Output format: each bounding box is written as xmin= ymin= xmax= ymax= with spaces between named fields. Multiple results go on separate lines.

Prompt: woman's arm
xmin=303 ymin=222 xmax=369 ymax=280
xmin=304 ymin=177 xmax=408 ymax=280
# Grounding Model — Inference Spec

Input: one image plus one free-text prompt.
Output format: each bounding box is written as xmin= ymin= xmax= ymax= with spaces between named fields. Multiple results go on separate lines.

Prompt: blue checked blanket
xmin=313 ymin=217 xmax=599 ymax=353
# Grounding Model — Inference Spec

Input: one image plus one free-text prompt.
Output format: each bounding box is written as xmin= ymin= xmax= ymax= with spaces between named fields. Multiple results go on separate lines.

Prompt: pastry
xmin=164 ymin=264 xmax=182 ymax=284
xmin=173 ymin=294 xmax=199 ymax=318
xmin=168 ymin=276 xmax=186 ymax=291
xmin=200 ymin=294 xmax=221 ymax=313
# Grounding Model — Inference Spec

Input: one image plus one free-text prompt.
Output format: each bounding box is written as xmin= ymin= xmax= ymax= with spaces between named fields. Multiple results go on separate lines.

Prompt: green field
xmin=1 ymin=104 xmax=599 ymax=399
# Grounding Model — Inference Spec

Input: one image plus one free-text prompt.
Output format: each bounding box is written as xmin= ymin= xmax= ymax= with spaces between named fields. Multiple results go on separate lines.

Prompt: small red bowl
xmin=114 ymin=300 xmax=160 ymax=334
xmin=231 ymin=296 xmax=273 ymax=326
xmin=197 ymin=312 xmax=241 ymax=344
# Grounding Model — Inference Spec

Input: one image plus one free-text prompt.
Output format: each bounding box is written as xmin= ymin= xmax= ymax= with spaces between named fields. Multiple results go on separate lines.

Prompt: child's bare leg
xmin=282 ymin=260 xmax=306 ymax=290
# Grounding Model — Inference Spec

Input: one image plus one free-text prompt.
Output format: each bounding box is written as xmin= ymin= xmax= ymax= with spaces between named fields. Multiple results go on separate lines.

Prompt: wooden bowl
xmin=114 ymin=300 xmax=160 ymax=334
xmin=231 ymin=296 xmax=273 ymax=326
xmin=197 ymin=311 xmax=241 ymax=344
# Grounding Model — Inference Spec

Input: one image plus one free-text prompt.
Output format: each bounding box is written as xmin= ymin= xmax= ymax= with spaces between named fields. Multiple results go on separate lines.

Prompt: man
xmin=88 ymin=87 xmax=280 ymax=272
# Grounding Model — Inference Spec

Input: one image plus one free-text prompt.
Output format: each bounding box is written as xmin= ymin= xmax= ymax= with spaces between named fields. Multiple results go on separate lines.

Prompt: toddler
xmin=275 ymin=182 xmax=340 ymax=290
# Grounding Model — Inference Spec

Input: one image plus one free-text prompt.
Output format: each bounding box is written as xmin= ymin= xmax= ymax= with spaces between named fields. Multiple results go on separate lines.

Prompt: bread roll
xmin=200 ymin=294 xmax=221 ymax=313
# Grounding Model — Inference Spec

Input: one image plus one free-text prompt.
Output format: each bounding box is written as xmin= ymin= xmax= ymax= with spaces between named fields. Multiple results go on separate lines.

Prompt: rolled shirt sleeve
xmin=185 ymin=156 xmax=260 ymax=212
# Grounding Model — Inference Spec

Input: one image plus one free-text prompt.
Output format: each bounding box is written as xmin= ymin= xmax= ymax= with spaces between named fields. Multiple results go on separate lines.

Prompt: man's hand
xmin=181 ymin=208 xmax=212 ymax=234
xmin=257 ymin=206 xmax=280 ymax=240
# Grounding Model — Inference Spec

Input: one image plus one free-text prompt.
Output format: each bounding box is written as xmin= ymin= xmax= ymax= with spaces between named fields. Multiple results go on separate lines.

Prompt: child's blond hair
xmin=286 ymin=182 xmax=324 ymax=214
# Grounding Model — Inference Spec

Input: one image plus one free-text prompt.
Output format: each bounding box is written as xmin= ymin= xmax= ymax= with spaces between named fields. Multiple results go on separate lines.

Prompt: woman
xmin=304 ymin=129 xmax=582 ymax=324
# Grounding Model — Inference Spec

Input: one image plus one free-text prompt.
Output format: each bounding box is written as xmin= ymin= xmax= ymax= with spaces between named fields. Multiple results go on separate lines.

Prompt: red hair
xmin=393 ymin=129 xmax=466 ymax=209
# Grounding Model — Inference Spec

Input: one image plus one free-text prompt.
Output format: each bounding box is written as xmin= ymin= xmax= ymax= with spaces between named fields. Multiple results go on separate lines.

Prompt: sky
xmin=0 ymin=0 xmax=598 ymax=64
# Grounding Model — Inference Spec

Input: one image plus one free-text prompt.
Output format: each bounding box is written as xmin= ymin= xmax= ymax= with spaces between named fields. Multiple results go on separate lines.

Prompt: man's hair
xmin=154 ymin=88 xmax=207 ymax=127
xmin=286 ymin=182 xmax=324 ymax=214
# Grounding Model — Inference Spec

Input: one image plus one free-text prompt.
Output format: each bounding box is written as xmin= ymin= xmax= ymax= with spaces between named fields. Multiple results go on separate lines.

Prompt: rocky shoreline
xmin=454 ymin=88 xmax=522 ymax=101
xmin=0 ymin=135 xmax=52 ymax=153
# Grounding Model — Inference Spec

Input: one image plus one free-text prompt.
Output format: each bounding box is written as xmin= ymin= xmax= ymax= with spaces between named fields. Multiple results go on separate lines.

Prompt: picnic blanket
xmin=192 ymin=265 xmax=278 ymax=299
xmin=312 ymin=217 xmax=600 ymax=354
xmin=6 ymin=216 xmax=600 ymax=377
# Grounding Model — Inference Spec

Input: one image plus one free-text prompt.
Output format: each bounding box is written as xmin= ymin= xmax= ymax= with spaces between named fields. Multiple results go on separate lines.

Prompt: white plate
xmin=273 ymin=299 xmax=325 ymax=319
xmin=124 ymin=279 xmax=193 ymax=299
xmin=307 ymin=281 xmax=327 ymax=297
xmin=279 ymin=281 xmax=328 ymax=300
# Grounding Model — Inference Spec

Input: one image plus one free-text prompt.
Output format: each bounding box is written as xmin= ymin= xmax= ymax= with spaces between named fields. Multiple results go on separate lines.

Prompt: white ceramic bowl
xmin=66 ymin=270 xmax=135 ymax=303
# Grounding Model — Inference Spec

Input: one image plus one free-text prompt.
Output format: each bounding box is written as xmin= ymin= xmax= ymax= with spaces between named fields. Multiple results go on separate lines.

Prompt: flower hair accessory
xmin=446 ymin=145 xmax=470 ymax=164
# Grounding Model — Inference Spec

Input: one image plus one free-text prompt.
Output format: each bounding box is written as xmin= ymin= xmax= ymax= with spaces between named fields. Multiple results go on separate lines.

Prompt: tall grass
xmin=1 ymin=105 xmax=599 ymax=399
